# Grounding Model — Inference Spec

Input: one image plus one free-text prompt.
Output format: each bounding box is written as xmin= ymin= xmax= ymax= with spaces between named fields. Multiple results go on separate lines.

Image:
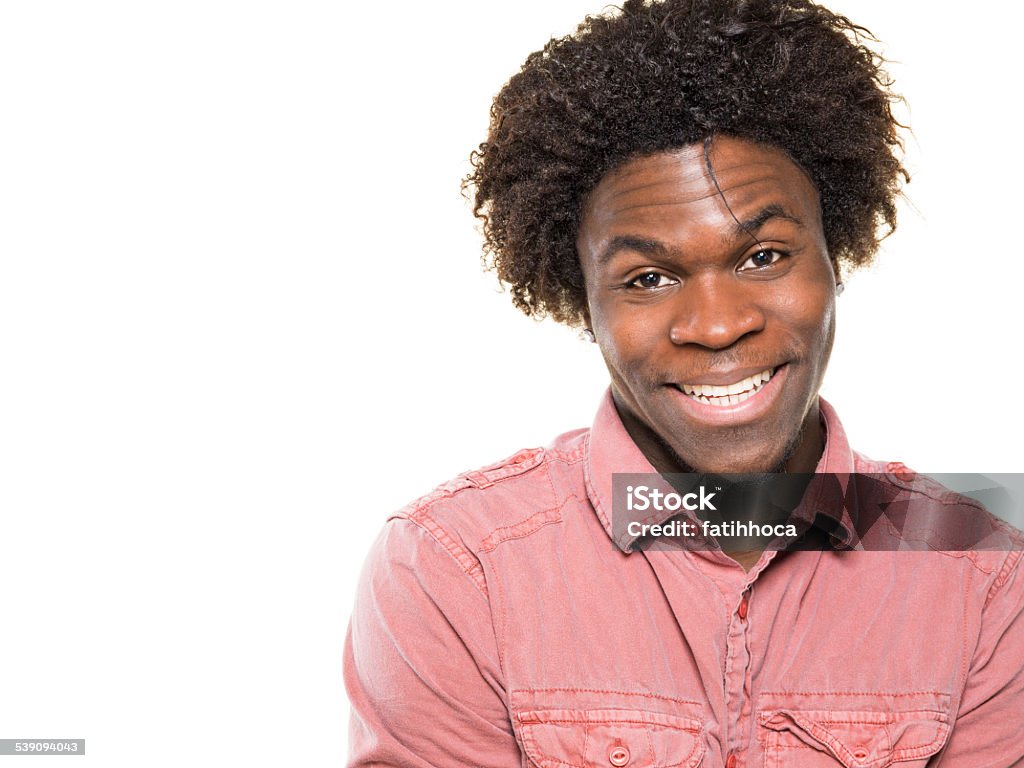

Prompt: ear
xmin=577 ymin=305 xmax=596 ymax=342
xmin=581 ymin=307 xmax=592 ymax=330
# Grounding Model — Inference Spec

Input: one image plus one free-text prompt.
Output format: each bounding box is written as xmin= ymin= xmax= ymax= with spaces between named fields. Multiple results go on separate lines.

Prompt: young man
xmin=345 ymin=1 xmax=1024 ymax=765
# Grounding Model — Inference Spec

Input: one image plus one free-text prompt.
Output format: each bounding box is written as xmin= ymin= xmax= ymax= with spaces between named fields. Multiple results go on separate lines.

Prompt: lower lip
xmin=668 ymin=364 xmax=789 ymax=427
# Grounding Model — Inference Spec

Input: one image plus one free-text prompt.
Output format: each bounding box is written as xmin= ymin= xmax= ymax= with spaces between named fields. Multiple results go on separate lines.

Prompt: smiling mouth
xmin=677 ymin=367 xmax=776 ymax=407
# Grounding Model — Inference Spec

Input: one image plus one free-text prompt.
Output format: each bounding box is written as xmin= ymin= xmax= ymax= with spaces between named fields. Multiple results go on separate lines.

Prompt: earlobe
xmin=828 ymin=255 xmax=844 ymax=296
xmin=579 ymin=307 xmax=597 ymax=343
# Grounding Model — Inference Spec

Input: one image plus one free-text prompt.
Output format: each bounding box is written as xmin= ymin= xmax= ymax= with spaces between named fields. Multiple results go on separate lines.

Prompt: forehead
xmin=578 ymin=137 xmax=822 ymax=253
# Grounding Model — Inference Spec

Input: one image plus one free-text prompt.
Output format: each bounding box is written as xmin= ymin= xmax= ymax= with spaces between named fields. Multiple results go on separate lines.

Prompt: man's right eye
xmin=626 ymin=272 xmax=676 ymax=290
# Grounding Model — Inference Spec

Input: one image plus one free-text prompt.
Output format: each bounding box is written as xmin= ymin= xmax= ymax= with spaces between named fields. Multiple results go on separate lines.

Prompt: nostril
xmin=667 ymin=292 xmax=766 ymax=350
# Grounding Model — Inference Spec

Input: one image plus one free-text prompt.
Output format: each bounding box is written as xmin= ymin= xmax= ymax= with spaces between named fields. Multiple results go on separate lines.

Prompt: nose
xmin=668 ymin=275 xmax=765 ymax=349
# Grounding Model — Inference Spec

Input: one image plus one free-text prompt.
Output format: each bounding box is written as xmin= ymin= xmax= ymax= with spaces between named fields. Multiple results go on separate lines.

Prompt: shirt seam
xmin=986 ymin=548 xmax=1024 ymax=608
xmin=583 ymin=432 xmax=614 ymax=537
xmin=959 ymin=566 xmax=972 ymax=705
xmin=386 ymin=515 xmax=511 ymax=718
xmin=880 ymin=474 xmax=992 ymax=511
xmin=399 ymin=505 xmax=490 ymax=598
xmin=515 ymin=687 xmax=703 ymax=707
xmin=544 ymin=443 xmax=587 ymax=464
xmin=392 ymin=447 xmax=590 ymax=590
xmin=480 ymin=507 xmax=563 ymax=553
xmin=759 ymin=689 xmax=950 ymax=696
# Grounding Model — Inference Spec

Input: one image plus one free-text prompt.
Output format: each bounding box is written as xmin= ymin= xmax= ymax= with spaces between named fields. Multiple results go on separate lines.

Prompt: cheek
xmin=767 ymin=278 xmax=835 ymax=363
xmin=799 ymin=290 xmax=836 ymax=364
xmin=594 ymin=308 xmax=668 ymax=372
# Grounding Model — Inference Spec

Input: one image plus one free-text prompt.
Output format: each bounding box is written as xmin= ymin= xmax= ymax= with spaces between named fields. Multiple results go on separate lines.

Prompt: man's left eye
xmin=739 ymin=249 xmax=784 ymax=270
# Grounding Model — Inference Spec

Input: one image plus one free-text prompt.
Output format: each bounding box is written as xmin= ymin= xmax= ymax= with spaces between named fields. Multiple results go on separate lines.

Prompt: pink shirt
xmin=344 ymin=393 xmax=1024 ymax=767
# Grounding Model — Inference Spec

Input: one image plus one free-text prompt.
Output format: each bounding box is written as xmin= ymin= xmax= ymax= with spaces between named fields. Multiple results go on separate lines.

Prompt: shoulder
xmin=852 ymin=450 xmax=1024 ymax=584
xmin=375 ymin=425 xmax=592 ymax=588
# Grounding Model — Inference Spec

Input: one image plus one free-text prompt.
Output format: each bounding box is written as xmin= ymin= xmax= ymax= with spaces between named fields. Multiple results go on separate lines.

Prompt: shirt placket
xmin=641 ymin=546 xmax=776 ymax=768
xmin=725 ymin=549 xmax=779 ymax=768
xmin=722 ymin=555 xmax=773 ymax=768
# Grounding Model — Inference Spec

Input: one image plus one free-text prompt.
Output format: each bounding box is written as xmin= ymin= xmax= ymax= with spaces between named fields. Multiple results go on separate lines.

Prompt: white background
xmin=0 ymin=2 xmax=1020 ymax=765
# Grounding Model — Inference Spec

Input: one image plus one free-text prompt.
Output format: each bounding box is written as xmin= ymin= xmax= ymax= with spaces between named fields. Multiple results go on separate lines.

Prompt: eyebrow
xmin=595 ymin=203 xmax=805 ymax=265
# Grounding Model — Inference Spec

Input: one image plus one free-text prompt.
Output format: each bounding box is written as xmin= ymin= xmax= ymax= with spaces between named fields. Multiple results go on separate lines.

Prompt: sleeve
xmin=343 ymin=516 xmax=521 ymax=768
xmin=931 ymin=550 xmax=1024 ymax=767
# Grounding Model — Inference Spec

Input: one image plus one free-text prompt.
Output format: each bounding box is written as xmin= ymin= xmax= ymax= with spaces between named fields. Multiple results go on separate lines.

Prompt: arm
xmin=931 ymin=550 xmax=1024 ymax=767
xmin=344 ymin=517 xmax=520 ymax=767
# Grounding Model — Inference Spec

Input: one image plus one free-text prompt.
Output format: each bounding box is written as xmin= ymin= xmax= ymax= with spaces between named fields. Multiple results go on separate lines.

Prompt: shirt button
xmin=608 ymin=745 xmax=630 ymax=767
xmin=737 ymin=595 xmax=749 ymax=621
xmin=726 ymin=754 xmax=738 ymax=768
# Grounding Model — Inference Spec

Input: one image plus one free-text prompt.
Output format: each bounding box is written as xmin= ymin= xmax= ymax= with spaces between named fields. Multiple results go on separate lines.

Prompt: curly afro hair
xmin=465 ymin=0 xmax=907 ymax=327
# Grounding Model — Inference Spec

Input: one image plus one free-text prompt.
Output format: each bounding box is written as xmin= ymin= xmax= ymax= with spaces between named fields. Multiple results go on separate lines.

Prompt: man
xmin=345 ymin=1 xmax=1024 ymax=765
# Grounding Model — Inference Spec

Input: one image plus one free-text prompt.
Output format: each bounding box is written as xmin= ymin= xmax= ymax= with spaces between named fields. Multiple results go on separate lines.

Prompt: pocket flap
xmin=759 ymin=708 xmax=950 ymax=768
xmin=517 ymin=708 xmax=705 ymax=768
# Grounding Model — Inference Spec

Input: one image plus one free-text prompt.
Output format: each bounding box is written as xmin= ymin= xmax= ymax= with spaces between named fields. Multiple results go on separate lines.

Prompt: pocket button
xmin=608 ymin=745 xmax=630 ymax=767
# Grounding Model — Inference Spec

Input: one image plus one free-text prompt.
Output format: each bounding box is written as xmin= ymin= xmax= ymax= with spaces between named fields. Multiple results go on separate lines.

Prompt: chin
xmin=677 ymin=437 xmax=799 ymax=475
xmin=688 ymin=457 xmax=786 ymax=476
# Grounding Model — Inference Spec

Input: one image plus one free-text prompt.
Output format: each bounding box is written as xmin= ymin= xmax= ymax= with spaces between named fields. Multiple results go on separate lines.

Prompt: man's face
xmin=577 ymin=136 xmax=837 ymax=474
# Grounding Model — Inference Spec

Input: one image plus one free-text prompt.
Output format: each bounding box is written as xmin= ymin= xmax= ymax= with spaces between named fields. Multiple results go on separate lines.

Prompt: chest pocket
xmin=757 ymin=692 xmax=951 ymax=768
xmin=516 ymin=708 xmax=705 ymax=768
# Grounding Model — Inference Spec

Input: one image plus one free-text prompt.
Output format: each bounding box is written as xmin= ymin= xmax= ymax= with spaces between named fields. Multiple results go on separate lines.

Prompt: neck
xmin=613 ymin=395 xmax=825 ymax=475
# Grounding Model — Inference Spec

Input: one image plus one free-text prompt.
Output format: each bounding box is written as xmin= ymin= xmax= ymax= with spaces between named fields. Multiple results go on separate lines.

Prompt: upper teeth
xmin=680 ymin=368 xmax=773 ymax=398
